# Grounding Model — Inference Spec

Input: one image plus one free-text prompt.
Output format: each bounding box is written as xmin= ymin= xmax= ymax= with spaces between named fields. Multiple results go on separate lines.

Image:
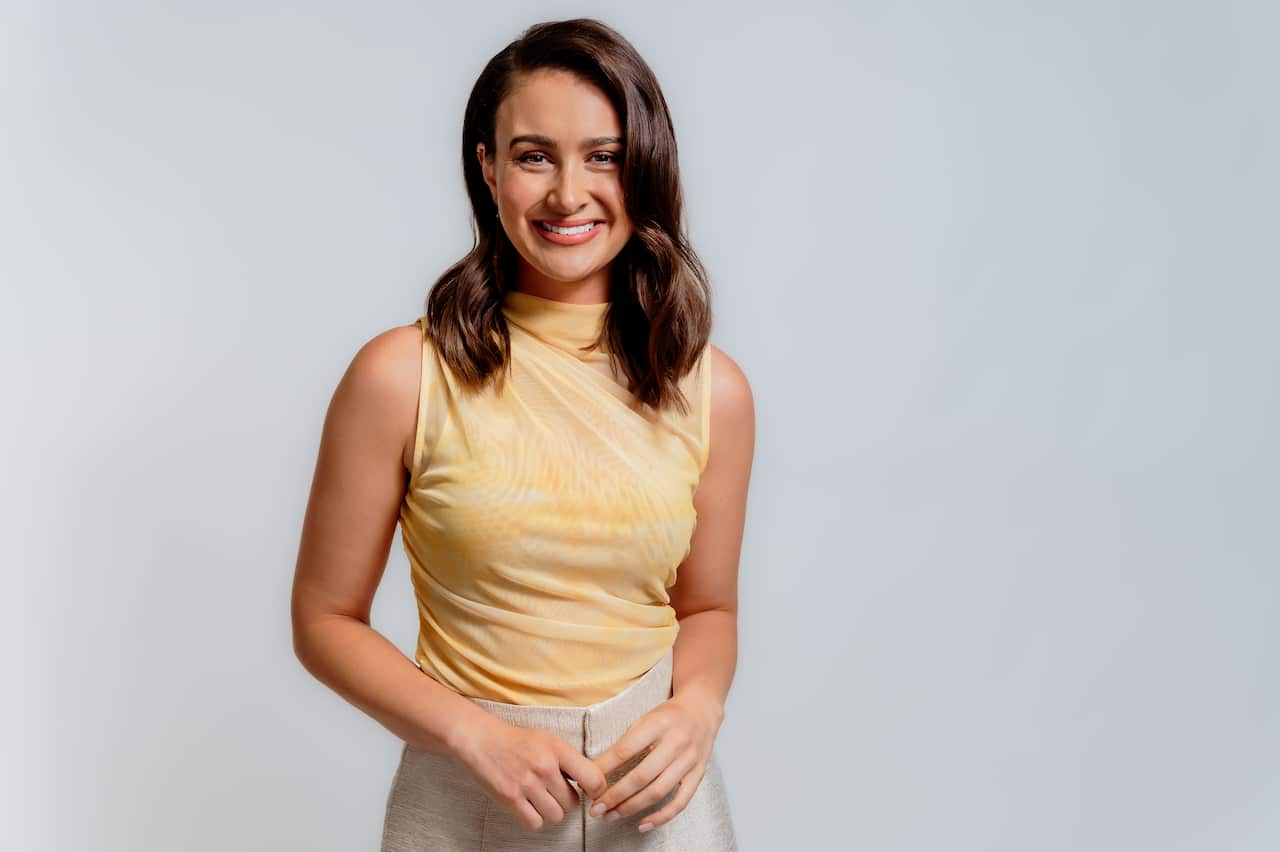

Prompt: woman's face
xmin=477 ymin=69 xmax=632 ymax=302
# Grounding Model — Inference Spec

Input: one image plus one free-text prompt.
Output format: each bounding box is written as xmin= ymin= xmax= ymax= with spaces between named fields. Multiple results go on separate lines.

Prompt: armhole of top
xmin=698 ymin=344 xmax=713 ymax=475
xmin=409 ymin=317 xmax=435 ymax=483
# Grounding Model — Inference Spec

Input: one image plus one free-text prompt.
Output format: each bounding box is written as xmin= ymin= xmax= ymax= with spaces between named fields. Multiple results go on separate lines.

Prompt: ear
xmin=476 ymin=144 xmax=497 ymax=201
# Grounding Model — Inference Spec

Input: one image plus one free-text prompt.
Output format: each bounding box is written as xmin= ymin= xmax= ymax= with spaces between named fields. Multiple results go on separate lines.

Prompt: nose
xmin=548 ymin=159 xmax=585 ymax=212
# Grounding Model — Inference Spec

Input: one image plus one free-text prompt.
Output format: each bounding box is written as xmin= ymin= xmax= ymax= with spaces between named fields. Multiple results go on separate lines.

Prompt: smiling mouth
xmin=535 ymin=221 xmax=603 ymax=235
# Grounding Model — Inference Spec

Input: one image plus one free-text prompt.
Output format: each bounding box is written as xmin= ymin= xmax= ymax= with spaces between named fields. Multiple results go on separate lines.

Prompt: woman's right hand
xmin=452 ymin=714 xmax=608 ymax=831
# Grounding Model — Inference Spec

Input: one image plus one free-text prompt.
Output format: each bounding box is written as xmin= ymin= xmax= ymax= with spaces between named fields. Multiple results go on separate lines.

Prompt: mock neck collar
xmin=501 ymin=289 xmax=611 ymax=355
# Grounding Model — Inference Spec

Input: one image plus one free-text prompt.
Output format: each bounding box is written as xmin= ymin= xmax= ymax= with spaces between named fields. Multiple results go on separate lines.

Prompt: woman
xmin=292 ymin=18 xmax=754 ymax=851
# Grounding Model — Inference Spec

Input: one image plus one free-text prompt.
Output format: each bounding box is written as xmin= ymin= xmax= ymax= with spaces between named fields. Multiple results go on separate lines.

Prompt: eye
xmin=592 ymin=152 xmax=621 ymax=165
xmin=517 ymin=152 xmax=549 ymax=165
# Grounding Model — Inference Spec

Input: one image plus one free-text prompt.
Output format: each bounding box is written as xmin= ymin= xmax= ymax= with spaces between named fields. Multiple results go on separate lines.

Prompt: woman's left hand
xmin=586 ymin=691 xmax=724 ymax=831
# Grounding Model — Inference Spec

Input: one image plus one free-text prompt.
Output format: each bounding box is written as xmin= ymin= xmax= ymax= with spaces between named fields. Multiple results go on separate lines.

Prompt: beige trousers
xmin=380 ymin=648 xmax=738 ymax=851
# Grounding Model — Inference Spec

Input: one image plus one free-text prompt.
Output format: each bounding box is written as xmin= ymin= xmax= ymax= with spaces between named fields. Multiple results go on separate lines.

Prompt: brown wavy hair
xmin=421 ymin=17 xmax=712 ymax=415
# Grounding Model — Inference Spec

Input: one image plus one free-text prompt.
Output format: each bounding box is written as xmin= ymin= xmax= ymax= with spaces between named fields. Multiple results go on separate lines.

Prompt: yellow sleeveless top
xmin=397 ymin=289 xmax=712 ymax=706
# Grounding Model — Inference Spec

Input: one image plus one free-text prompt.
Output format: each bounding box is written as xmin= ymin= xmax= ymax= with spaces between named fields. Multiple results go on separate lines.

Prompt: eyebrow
xmin=507 ymin=134 xmax=625 ymax=150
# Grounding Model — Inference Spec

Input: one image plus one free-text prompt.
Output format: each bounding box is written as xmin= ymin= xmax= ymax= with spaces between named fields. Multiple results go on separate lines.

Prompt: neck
xmin=514 ymin=262 xmax=613 ymax=305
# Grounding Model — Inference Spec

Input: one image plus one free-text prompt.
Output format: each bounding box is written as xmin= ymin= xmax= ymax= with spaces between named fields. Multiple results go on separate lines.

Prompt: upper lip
xmin=535 ymin=218 xmax=603 ymax=227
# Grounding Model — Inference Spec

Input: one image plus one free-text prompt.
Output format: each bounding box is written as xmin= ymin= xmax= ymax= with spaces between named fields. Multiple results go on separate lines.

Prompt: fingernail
xmin=590 ymin=802 xmax=606 ymax=817
xmin=639 ymin=822 xmax=654 ymax=833
xmin=605 ymin=810 xmax=621 ymax=822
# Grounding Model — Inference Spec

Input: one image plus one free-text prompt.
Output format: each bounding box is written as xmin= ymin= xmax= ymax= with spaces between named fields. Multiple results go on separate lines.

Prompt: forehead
xmin=496 ymin=69 xmax=622 ymax=141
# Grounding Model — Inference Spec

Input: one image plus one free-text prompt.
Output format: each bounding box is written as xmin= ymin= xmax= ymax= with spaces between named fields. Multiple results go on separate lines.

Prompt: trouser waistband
xmin=464 ymin=647 xmax=674 ymax=787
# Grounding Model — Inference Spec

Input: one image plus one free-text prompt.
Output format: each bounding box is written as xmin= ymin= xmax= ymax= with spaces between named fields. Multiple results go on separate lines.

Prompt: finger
xmin=557 ymin=744 xmax=608 ymax=800
xmin=510 ymin=797 xmax=543 ymax=832
xmin=527 ymin=784 xmax=567 ymax=827
xmin=545 ymin=771 xmax=579 ymax=814
xmin=535 ymin=743 xmax=580 ymax=814
xmin=591 ymin=720 xmax=661 ymax=780
xmin=605 ymin=749 xmax=693 ymax=818
xmin=591 ymin=741 xmax=679 ymax=818
xmin=635 ymin=765 xmax=704 ymax=831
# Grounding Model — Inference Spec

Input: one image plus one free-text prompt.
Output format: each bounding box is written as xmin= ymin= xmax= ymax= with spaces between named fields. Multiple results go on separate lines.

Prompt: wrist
xmin=441 ymin=704 xmax=499 ymax=762
xmin=671 ymin=686 xmax=725 ymax=728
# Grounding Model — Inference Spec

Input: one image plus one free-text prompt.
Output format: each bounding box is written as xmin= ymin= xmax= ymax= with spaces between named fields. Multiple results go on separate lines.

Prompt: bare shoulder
xmin=706 ymin=344 xmax=755 ymax=472
xmin=329 ymin=321 xmax=424 ymax=474
xmin=708 ymin=344 xmax=755 ymax=426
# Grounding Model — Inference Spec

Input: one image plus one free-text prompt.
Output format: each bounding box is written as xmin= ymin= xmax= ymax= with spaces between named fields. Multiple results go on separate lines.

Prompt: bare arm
xmin=668 ymin=345 xmax=756 ymax=721
xmin=290 ymin=323 xmax=496 ymax=758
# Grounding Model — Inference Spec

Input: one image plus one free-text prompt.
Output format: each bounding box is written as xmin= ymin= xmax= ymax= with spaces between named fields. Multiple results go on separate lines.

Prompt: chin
xmin=544 ymin=268 xmax=599 ymax=283
xmin=531 ymin=253 xmax=596 ymax=271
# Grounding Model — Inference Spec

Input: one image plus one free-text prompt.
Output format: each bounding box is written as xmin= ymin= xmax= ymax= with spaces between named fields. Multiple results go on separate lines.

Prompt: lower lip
xmin=533 ymin=222 xmax=604 ymax=246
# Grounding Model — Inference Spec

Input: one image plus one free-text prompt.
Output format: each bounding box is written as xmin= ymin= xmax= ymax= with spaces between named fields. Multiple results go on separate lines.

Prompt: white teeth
xmin=537 ymin=221 xmax=599 ymax=235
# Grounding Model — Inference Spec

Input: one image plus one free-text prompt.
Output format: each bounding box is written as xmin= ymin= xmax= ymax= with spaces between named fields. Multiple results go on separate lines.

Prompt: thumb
xmin=558 ymin=744 xmax=608 ymax=799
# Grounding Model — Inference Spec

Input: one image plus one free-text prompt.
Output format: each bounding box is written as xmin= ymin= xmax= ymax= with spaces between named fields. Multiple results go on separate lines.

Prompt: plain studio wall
xmin=3 ymin=1 xmax=1277 ymax=850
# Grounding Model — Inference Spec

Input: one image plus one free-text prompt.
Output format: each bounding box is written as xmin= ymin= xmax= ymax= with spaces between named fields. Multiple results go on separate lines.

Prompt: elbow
xmin=291 ymin=606 xmax=366 ymax=674
xmin=292 ymin=620 xmax=317 ymax=673
xmin=291 ymin=599 xmax=329 ymax=673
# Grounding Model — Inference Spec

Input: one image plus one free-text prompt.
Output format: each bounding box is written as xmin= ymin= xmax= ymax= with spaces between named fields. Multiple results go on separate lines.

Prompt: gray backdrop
xmin=4 ymin=1 xmax=1277 ymax=850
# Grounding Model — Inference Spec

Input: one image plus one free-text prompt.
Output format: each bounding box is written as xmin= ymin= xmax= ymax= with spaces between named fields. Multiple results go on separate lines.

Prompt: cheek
xmin=499 ymin=172 xmax=541 ymax=211
xmin=610 ymin=215 xmax=634 ymax=244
